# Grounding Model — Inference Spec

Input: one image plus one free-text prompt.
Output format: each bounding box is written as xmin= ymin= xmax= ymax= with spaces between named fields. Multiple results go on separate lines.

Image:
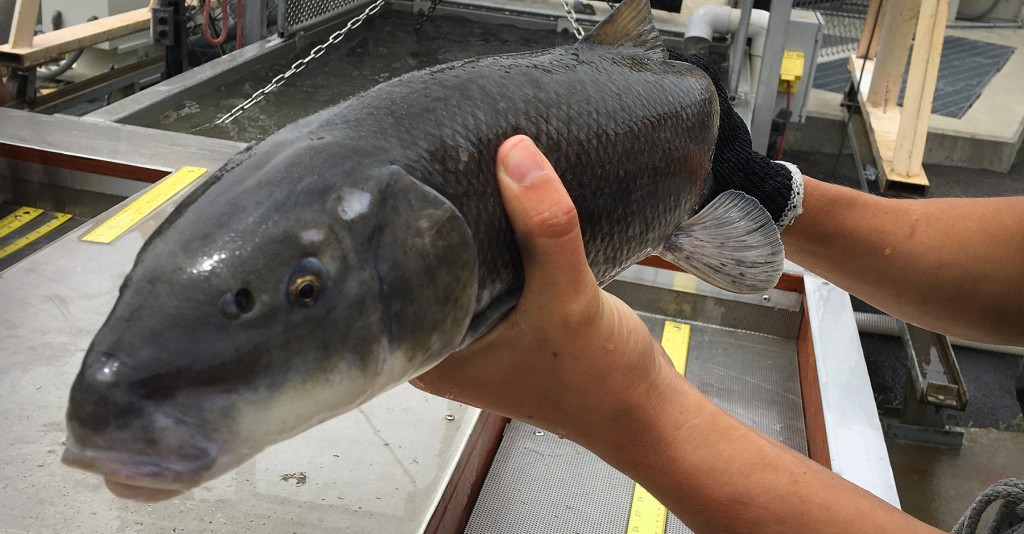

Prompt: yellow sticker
xmin=625 ymin=321 xmax=692 ymax=534
xmin=0 ymin=207 xmax=44 ymax=239
xmin=81 ymin=166 xmax=207 ymax=244
xmin=0 ymin=212 xmax=72 ymax=259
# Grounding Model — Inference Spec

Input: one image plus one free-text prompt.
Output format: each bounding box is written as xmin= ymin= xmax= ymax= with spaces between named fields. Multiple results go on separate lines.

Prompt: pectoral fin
xmin=658 ymin=190 xmax=784 ymax=294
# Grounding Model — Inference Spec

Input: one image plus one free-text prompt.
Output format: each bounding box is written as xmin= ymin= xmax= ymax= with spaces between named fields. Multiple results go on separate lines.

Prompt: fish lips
xmin=61 ymin=424 xmax=226 ymax=502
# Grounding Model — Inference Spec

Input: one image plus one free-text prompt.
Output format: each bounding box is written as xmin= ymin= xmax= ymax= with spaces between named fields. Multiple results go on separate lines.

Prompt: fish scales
xmin=61 ymin=0 xmax=787 ymax=501
xmin=313 ymin=46 xmax=719 ymax=310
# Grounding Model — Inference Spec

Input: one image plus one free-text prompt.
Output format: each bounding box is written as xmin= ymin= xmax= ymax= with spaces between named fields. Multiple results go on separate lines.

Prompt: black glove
xmin=669 ymin=50 xmax=804 ymax=228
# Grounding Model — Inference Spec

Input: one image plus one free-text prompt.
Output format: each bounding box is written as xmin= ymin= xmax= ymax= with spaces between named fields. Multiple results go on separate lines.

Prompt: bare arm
xmin=589 ymin=351 xmax=941 ymax=534
xmin=415 ymin=136 xmax=943 ymax=533
xmin=783 ymin=177 xmax=1024 ymax=346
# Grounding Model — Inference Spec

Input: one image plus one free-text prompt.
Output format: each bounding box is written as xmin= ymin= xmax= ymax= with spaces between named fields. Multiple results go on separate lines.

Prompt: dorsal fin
xmin=582 ymin=0 xmax=665 ymax=57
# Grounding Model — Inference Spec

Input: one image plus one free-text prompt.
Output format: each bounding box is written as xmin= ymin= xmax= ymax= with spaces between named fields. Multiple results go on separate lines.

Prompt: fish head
xmin=62 ymin=151 xmax=478 ymax=500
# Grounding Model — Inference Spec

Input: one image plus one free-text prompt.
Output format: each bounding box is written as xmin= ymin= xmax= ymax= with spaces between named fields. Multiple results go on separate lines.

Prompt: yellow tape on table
xmin=0 ymin=212 xmax=72 ymax=259
xmin=81 ymin=166 xmax=207 ymax=244
xmin=625 ymin=320 xmax=691 ymax=534
xmin=0 ymin=207 xmax=44 ymax=240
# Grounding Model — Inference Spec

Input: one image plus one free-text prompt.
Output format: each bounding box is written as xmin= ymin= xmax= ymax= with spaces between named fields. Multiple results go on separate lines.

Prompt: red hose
xmin=203 ymin=0 xmax=229 ymax=46
xmin=203 ymin=0 xmax=244 ymax=47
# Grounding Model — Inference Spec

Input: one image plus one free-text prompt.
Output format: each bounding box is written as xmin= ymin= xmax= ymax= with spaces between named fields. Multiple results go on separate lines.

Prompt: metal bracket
xmin=151 ymin=6 xmax=175 ymax=46
xmin=885 ymin=321 xmax=969 ymax=448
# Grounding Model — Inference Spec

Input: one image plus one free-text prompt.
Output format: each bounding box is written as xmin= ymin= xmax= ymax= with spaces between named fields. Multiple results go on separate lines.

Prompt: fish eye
xmin=287 ymin=258 xmax=326 ymax=307
xmin=289 ymin=275 xmax=321 ymax=306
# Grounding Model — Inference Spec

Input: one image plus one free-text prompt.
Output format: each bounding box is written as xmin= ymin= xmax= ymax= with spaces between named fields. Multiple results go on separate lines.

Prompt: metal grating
xmin=812 ymin=35 xmax=1015 ymax=119
xmin=465 ymin=309 xmax=806 ymax=533
xmin=795 ymin=0 xmax=870 ymax=61
xmin=278 ymin=0 xmax=375 ymax=35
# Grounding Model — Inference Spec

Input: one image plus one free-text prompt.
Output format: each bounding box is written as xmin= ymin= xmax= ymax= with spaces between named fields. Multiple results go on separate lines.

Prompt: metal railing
xmin=795 ymin=0 xmax=869 ymax=61
xmin=278 ymin=0 xmax=377 ymax=35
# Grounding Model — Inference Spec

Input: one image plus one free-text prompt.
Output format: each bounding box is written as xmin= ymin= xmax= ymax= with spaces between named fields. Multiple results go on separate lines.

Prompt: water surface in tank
xmin=153 ymin=9 xmax=576 ymax=142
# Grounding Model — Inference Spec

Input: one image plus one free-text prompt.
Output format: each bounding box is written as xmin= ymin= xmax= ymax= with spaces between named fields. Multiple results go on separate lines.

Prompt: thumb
xmin=496 ymin=135 xmax=597 ymax=303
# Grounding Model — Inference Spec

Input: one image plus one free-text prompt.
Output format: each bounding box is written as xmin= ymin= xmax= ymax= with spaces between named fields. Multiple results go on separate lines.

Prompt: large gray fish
xmin=62 ymin=0 xmax=783 ymax=500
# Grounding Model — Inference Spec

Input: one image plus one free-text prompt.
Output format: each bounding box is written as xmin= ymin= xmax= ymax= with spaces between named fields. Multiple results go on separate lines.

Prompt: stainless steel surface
xmin=465 ymin=420 xmax=640 ymax=534
xmin=683 ymin=322 xmax=807 ymax=453
xmin=466 ymin=296 xmax=807 ymax=533
xmin=616 ymin=264 xmax=805 ymax=313
xmin=243 ymin=0 xmax=270 ymax=46
xmin=0 ymin=108 xmax=243 ymax=172
xmin=0 ymin=110 xmax=482 ymax=532
xmin=750 ymin=0 xmax=793 ymax=154
xmin=279 ymin=0 xmax=374 ymax=35
xmin=0 ymin=159 xmax=148 ymax=199
xmin=729 ymin=0 xmax=754 ymax=97
xmin=606 ymin=279 xmax=803 ymax=339
xmin=86 ymin=32 xmax=293 ymax=125
xmin=801 ymin=272 xmax=901 ymax=507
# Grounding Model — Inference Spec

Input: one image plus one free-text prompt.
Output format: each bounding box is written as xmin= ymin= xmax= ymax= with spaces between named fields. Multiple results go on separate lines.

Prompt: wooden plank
xmin=0 ymin=142 xmax=168 ymax=183
xmin=423 ymin=412 xmax=510 ymax=534
xmin=9 ymin=0 xmax=41 ymax=48
xmin=0 ymin=8 xmax=150 ymax=68
xmin=855 ymin=0 xmax=885 ymax=59
xmin=866 ymin=0 xmax=921 ymax=111
xmin=797 ymin=303 xmax=831 ymax=470
xmin=849 ymin=56 xmax=930 ymax=194
xmin=893 ymin=0 xmax=948 ymax=177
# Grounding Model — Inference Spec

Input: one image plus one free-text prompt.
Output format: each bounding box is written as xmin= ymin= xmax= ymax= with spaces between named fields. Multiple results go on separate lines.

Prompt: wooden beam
xmin=867 ymin=0 xmax=921 ymax=111
xmin=423 ymin=412 xmax=509 ymax=534
xmin=0 ymin=8 xmax=150 ymax=68
xmin=893 ymin=0 xmax=948 ymax=178
xmin=849 ymin=56 xmax=930 ymax=195
xmin=797 ymin=302 xmax=831 ymax=470
xmin=9 ymin=0 xmax=41 ymax=49
xmin=856 ymin=0 xmax=885 ymax=60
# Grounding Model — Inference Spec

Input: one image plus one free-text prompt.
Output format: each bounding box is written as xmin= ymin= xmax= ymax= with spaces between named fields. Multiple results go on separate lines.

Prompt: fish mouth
xmin=61 ymin=436 xmax=224 ymax=502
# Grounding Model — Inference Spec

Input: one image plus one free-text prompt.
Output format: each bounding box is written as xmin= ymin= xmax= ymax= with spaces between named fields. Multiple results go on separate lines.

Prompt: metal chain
xmin=413 ymin=0 xmax=444 ymax=32
xmin=215 ymin=0 xmax=388 ymax=125
xmin=560 ymin=0 xmax=585 ymax=39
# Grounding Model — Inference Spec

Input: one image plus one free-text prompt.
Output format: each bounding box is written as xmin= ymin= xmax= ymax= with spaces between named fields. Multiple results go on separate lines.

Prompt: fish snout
xmin=64 ymin=362 xmax=223 ymax=497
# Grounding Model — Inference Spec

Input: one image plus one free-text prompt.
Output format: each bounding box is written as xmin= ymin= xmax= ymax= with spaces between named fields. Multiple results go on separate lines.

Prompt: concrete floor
xmin=887 ymin=429 xmax=1024 ymax=531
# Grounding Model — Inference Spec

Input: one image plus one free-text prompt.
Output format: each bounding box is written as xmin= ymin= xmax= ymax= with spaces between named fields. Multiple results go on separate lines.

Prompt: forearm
xmin=583 ymin=360 xmax=941 ymax=533
xmin=783 ymin=177 xmax=1024 ymax=345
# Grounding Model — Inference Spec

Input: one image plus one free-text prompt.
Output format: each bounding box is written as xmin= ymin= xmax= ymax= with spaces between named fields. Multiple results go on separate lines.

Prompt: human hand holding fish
xmin=413 ymin=135 xmax=944 ymax=534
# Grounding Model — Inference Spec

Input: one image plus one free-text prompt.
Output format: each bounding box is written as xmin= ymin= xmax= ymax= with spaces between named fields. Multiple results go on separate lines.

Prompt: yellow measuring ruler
xmin=0 ymin=207 xmax=44 ymax=239
xmin=81 ymin=166 xmax=207 ymax=244
xmin=625 ymin=320 xmax=691 ymax=534
xmin=0 ymin=212 xmax=73 ymax=260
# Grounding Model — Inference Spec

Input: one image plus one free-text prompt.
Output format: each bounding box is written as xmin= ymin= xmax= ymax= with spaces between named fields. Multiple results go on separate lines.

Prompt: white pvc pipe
xmin=683 ymin=5 xmax=768 ymax=94
xmin=854 ymin=311 xmax=1024 ymax=357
